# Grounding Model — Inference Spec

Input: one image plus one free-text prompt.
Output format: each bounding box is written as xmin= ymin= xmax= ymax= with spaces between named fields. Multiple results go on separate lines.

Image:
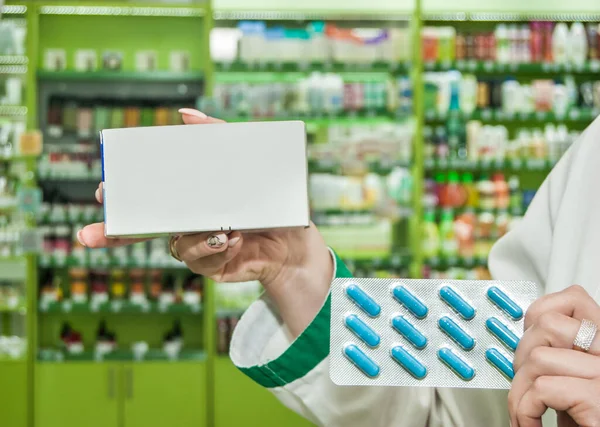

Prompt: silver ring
xmin=573 ymin=318 xmax=598 ymax=352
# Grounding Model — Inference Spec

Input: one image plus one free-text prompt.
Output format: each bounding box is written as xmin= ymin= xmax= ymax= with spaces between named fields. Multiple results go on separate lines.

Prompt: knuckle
xmin=567 ymin=284 xmax=586 ymax=295
xmin=531 ymin=376 xmax=548 ymax=393
xmin=537 ymin=311 xmax=560 ymax=333
xmin=529 ymin=346 xmax=548 ymax=366
xmin=524 ymin=303 xmax=541 ymax=327
xmin=534 ymin=313 xmax=565 ymax=347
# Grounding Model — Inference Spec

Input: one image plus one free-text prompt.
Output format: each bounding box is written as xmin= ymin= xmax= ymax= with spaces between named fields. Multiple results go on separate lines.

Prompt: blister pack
xmin=330 ymin=278 xmax=538 ymax=389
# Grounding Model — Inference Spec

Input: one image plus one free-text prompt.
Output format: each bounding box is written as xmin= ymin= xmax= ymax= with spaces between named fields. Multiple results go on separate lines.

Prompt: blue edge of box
xmin=100 ymin=131 xmax=107 ymax=231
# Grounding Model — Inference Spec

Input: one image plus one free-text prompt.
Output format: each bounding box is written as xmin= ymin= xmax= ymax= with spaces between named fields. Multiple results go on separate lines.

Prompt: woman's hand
xmin=77 ymin=109 xmax=334 ymax=336
xmin=508 ymin=285 xmax=600 ymax=427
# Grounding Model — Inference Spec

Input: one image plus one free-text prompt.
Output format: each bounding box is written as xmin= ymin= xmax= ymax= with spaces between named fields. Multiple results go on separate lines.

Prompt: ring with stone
xmin=573 ymin=318 xmax=598 ymax=352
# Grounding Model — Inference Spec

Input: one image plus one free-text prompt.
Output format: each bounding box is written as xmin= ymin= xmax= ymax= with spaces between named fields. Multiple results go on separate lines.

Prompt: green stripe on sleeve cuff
xmin=237 ymin=250 xmax=352 ymax=388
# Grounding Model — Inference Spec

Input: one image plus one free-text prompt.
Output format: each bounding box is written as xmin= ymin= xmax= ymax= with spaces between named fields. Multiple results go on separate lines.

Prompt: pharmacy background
xmin=1 ymin=0 xmax=600 ymax=426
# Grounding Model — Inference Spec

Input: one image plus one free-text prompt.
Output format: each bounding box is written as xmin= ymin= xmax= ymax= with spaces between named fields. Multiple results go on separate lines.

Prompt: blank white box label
xmin=101 ymin=121 xmax=310 ymax=237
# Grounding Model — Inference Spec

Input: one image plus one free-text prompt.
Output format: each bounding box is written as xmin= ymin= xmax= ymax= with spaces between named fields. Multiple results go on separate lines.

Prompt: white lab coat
xmin=230 ymin=115 xmax=600 ymax=427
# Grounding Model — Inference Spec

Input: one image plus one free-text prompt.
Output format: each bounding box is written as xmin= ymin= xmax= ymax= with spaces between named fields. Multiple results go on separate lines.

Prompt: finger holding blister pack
xmin=330 ymin=278 xmax=538 ymax=389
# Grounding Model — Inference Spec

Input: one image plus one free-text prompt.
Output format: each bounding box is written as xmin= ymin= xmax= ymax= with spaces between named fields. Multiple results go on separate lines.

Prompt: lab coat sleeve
xmin=229 ymin=250 xmax=509 ymax=427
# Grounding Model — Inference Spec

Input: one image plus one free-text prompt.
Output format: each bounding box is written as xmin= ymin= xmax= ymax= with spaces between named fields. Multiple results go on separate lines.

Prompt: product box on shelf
xmin=100 ymin=121 xmax=310 ymax=237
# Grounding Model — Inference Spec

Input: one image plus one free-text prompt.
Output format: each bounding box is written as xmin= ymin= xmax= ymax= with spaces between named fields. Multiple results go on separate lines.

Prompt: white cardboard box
xmin=100 ymin=121 xmax=309 ymax=237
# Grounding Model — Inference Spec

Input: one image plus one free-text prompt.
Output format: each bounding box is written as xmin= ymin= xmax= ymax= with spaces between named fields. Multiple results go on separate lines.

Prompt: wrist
xmin=263 ymin=225 xmax=333 ymax=337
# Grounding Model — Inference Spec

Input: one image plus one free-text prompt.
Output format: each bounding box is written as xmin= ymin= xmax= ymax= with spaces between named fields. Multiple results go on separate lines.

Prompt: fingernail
xmin=228 ymin=237 xmax=240 ymax=248
xmin=207 ymin=233 xmax=226 ymax=248
xmin=178 ymin=108 xmax=207 ymax=119
xmin=76 ymin=230 xmax=87 ymax=247
xmin=95 ymin=187 xmax=101 ymax=201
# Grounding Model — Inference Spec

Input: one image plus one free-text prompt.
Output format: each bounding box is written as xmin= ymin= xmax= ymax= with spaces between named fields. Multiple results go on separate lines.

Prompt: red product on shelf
xmin=492 ymin=173 xmax=510 ymax=210
xmin=455 ymin=211 xmax=476 ymax=258
xmin=422 ymin=29 xmax=439 ymax=62
xmin=530 ymin=22 xmax=543 ymax=62
xmin=475 ymin=34 xmax=487 ymax=60
xmin=76 ymin=108 xmax=93 ymax=137
xmin=435 ymin=173 xmax=448 ymax=207
xmin=444 ymin=172 xmax=467 ymax=208
xmin=533 ymin=80 xmax=554 ymax=112
xmin=486 ymin=33 xmax=496 ymax=61
xmin=543 ymin=22 xmax=554 ymax=62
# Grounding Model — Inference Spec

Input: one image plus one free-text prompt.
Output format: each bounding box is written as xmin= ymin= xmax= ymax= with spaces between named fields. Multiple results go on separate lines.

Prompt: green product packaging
xmin=141 ymin=108 xmax=155 ymax=127
xmin=62 ymin=103 xmax=78 ymax=132
xmin=110 ymin=108 xmax=125 ymax=129
xmin=439 ymin=209 xmax=458 ymax=258
xmin=94 ymin=107 xmax=110 ymax=131
xmin=462 ymin=172 xmax=479 ymax=208
xmin=422 ymin=210 xmax=440 ymax=258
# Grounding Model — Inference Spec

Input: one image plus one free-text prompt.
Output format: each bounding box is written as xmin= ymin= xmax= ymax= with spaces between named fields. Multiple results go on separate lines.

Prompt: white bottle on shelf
xmin=508 ymin=25 xmax=519 ymax=63
xmin=307 ymin=22 xmax=328 ymax=62
xmin=544 ymin=124 xmax=560 ymax=163
xmin=552 ymin=84 xmax=569 ymax=117
xmin=501 ymin=80 xmax=521 ymax=115
xmin=466 ymin=120 xmax=482 ymax=161
xmin=569 ymin=22 xmax=588 ymax=67
xmin=521 ymin=84 xmax=535 ymax=114
xmin=495 ymin=24 xmax=510 ymax=64
xmin=552 ymin=23 xmax=569 ymax=64
xmin=519 ymin=25 xmax=531 ymax=63
xmin=460 ymin=74 xmax=478 ymax=115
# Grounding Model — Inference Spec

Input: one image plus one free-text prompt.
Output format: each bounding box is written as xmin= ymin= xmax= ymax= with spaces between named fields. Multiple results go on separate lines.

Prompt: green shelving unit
xmin=214 ymin=60 xmax=410 ymax=73
xmin=36 ymin=70 xmax=204 ymax=82
xmin=1 ymin=2 xmax=213 ymax=427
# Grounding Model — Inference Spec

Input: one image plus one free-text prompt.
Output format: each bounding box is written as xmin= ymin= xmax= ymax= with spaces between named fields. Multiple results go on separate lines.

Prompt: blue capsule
xmin=438 ymin=316 xmax=475 ymax=351
xmin=487 ymin=286 xmax=523 ymax=320
xmin=486 ymin=347 xmax=514 ymax=380
xmin=486 ymin=317 xmax=520 ymax=351
xmin=343 ymin=343 xmax=380 ymax=378
xmin=439 ymin=286 xmax=476 ymax=320
xmin=391 ymin=315 xmax=428 ymax=349
xmin=345 ymin=314 xmax=380 ymax=348
xmin=344 ymin=283 xmax=381 ymax=317
xmin=392 ymin=285 xmax=428 ymax=319
xmin=438 ymin=347 xmax=475 ymax=381
xmin=390 ymin=345 xmax=427 ymax=379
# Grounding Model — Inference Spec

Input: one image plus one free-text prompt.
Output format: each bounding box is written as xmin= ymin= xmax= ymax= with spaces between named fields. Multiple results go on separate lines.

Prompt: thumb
xmin=178 ymin=108 xmax=225 ymax=125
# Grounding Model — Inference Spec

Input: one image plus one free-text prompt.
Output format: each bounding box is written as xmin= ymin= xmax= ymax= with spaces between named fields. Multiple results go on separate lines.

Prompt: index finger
xmin=524 ymin=285 xmax=600 ymax=330
xmin=77 ymin=222 xmax=149 ymax=248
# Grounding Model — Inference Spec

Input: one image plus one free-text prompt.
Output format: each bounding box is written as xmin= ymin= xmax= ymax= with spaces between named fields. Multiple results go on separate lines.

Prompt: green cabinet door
xmin=123 ymin=362 xmax=207 ymax=427
xmin=215 ymin=357 xmax=314 ymax=427
xmin=0 ymin=361 xmax=28 ymax=427
xmin=35 ymin=363 xmax=120 ymax=427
